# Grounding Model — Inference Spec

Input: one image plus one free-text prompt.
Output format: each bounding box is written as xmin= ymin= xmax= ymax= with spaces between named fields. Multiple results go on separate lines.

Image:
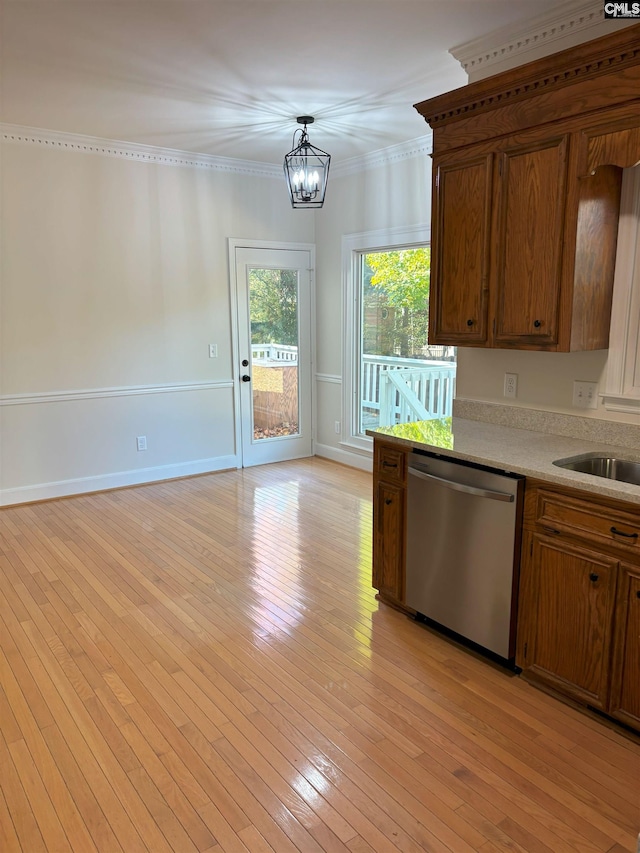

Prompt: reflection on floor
xmin=0 ymin=457 xmax=637 ymax=852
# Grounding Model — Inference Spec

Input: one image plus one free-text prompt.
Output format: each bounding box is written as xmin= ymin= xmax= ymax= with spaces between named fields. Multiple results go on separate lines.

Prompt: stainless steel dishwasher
xmin=405 ymin=450 xmax=524 ymax=664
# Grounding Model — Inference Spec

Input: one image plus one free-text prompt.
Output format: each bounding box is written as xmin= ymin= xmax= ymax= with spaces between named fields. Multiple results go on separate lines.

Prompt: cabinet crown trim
xmin=415 ymin=24 xmax=640 ymax=129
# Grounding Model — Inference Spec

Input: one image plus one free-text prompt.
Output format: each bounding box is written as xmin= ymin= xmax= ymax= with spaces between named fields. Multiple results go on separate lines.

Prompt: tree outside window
xmin=363 ymin=248 xmax=431 ymax=359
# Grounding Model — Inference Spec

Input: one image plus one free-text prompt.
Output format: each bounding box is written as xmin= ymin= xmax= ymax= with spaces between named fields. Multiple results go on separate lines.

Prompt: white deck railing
xmin=251 ymin=343 xmax=298 ymax=364
xmin=250 ymin=346 xmax=455 ymax=426
xmin=362 ymin=354 xmax=456 ymax=426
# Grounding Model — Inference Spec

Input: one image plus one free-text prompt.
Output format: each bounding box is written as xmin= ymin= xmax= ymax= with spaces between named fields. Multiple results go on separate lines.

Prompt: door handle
xmin=610 ymin=526 xmax=638 ymax=539
xmin=408 ymin=466 xmax=515 ymax=502
xmin=241 ymin=374 xmax=251 ymax=382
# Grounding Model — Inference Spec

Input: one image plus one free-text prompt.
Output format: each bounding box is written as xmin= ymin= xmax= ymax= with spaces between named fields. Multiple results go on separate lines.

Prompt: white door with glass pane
xmin=234 ymin=247 xmax=313 ymax=467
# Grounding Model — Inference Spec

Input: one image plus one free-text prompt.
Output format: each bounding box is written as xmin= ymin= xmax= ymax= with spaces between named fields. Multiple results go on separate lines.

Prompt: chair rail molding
xmin=0 ymin=380 xmax=234 ymax=407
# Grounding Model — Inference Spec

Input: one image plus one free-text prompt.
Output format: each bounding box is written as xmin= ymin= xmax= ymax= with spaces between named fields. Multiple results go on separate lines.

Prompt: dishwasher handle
xmin=408 ymin=465 xmax=515 ymax=502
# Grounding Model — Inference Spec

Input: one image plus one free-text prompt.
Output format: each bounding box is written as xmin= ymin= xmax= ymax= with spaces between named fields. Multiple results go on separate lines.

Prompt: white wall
xmin=3 ymin=4 xmax=634 ymax=507
xmin=313 ymin=152 xmax=431 ymax=467
xmin=0 ymin=140 xmax=313 ymax=503
xmin=456 ymin=348 xmax=614 ymax=415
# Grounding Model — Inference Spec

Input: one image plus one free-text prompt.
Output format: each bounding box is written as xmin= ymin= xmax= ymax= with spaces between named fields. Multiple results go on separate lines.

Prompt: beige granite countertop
xmin=368 ymin=416 xmax=640 ymax=505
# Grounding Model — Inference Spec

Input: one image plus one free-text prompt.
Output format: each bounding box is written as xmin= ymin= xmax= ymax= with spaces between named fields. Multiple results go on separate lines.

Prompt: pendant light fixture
xmin=283 ymin=116 xmax=331 ymax=209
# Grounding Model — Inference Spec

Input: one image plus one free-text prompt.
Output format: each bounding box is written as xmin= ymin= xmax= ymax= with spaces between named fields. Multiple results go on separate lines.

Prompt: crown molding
xmin=416 ymin=22 xmax=640 ymax=131
xmin=0 ymin=123 xmax=282 ymax=178
xmin=331 ymin=134 xmax=432 ymax=177
xmin=450 ymin=0 xmax=626 ymax=78
xmin=1 ymin=123 xmax=432 ymax=178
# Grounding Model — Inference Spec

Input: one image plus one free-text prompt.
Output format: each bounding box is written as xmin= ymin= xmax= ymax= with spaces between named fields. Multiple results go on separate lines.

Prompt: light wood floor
xmin=0 ymin=458 xmax=638 ymax=853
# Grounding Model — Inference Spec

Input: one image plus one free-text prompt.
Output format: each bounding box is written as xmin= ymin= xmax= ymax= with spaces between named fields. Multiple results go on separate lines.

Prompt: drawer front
xmin=533 ymin=489 xmax=640 ymax=555
xmin=375 ymin=445 xmax=407 ymax=485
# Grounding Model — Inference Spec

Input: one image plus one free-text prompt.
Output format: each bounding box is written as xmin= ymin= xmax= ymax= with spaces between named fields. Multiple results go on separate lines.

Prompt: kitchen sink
xmin=552 ymin=453 xmax=640 ymax=486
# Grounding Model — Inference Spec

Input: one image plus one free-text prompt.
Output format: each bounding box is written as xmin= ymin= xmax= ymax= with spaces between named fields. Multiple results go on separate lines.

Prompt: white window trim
xmin=341 ymin=224 xmax=430 ymax=452
xmin=604 ymin=166 xmax=640 ymax=413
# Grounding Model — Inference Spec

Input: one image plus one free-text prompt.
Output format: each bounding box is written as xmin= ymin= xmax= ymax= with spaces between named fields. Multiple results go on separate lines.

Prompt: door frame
xmin=228 ymin=238 xmax=316 ymax=467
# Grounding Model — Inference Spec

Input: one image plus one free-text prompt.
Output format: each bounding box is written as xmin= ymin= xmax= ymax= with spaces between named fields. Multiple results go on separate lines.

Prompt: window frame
xmin=341 ymin=224 xmax=430 ymax=452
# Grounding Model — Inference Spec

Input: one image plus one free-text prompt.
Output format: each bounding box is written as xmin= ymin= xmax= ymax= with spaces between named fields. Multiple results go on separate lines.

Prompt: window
xmin=342 ymin=226 xmax=456 ymax=451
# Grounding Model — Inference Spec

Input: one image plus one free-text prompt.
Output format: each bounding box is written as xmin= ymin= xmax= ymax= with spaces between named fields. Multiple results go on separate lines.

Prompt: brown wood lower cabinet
xmin=372 ymin=439 xmax=407 ymax=607
xmin=518 ymin=481 xmax=640 ymax=732
xmin=610 ymin=563 xmax=640 ymax=729
xmin=519 ymin=532 xmax=617 ymax=710
xmin=373 ymin=480 xmax=404 ymax=602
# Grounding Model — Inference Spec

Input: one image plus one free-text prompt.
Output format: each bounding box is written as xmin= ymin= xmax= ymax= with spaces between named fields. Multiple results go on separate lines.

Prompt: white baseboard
xmin=0 ymin=455 xmax=239 ymax=507
xmin=314 ymin=443 xmax=373 ymax=472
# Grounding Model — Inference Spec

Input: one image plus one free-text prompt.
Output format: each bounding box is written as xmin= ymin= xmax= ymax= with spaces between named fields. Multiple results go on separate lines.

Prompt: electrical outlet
xmin=504 ymin=373 xmax=518 ymax=399
xmin=136 ymin=435 xmax=147 ymax=451
xmin=572 ymin=380 xmax=598 ymax=409
xmin=208 ymin=344 xmax=218 ymax=358
xmin=334 ymin=421 xmax=341 ymax=434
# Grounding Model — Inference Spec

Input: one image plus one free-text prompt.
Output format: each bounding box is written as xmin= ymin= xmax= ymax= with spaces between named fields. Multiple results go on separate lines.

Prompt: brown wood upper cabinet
xmin=494 ymin=136 xmax=568 ymax=346
xmin=431 ymin=153 xmax=492 ymax=343
xmin=417 ymin=24 xmax=640 ymax=352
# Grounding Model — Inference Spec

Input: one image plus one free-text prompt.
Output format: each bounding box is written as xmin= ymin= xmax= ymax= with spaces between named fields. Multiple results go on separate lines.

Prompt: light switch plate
xmin=209 ymin=344 xmax=218 ymax=358
xmin=572 ymin=380 xmax=598 ymax=409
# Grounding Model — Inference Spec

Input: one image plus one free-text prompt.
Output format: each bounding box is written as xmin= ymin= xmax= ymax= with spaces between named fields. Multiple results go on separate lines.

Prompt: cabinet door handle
xmin=385 ymin=498 xmax=393 ymax=505
xmin=610 ymin=526 xmax=638 ymax=539
xmin=466 ymin=319 xmax=474 ymax=327
xmin=533 ymin=319 xmax=542 ymax=328
xmin=589 ymin=573 xmax=599 ymax=583
xmin=636 ymin=591 xmax=640 ymax=599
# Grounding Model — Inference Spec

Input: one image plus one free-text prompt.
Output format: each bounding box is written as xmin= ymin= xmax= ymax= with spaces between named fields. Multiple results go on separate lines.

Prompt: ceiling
xmin=1 ymin=0 xmax=566 ymax=165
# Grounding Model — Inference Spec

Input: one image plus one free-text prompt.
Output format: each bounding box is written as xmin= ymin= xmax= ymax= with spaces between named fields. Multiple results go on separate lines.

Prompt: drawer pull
xmin=383 ymin=461 xmax=398 ymax=468
xmin=542 ymin=526 xmax=560 ymax=535
xmin=610 ymin=526 xmax=638 ymax=540
xmin=533 ymin=319 xmax=542 ymax=328
xmin=589 ymin=573 xmax=599 ymax=583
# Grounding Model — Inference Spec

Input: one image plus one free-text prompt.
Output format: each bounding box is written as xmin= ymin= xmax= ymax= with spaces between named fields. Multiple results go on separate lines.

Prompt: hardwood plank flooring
xmin=0 ymin=458 xmax=638 ymax=852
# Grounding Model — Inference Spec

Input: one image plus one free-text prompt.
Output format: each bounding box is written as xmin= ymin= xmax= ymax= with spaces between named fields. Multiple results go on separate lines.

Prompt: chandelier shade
xmin=283 ymin=116 xmax=330 ymax=209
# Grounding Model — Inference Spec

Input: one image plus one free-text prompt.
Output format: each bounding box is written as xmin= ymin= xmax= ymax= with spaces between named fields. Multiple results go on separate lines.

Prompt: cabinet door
xmin=519 ymin=533 xmax=617 ymax=709
xmin=430 ymin=154 xmax=492 ymax=344
xmin=372 ymin=481 xmax=404 ymax=603
xmin=609 ymin=564 xmax=640 ymax=730
xmin=494 ymin=137 xmax=568 ymax=345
